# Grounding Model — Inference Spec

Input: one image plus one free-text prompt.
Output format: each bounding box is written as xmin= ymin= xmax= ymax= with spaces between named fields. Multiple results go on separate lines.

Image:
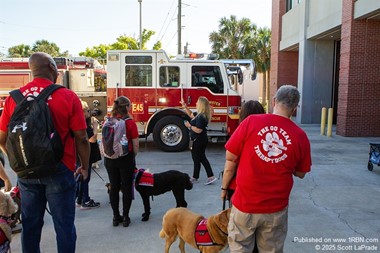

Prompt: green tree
xmin=209 ymin=15 xmax=257 ymax=59
xmin=153 ymin=41 xmax=162 ymax=50
xmin=209 ymin=16 xmax=271 ymax=109
xmin=7 ymin=44 xmax=32 ymax=57
xmin=79 ymin=44 xmax=111 ymax=63
xmin=252 ymin=27 xmax=271 ymax=110
xmin=111 ymin=35 xmax=139 ymax=50
xmin=32 ymin=40 xmax=62 ymax=57
xmin=79 ymin=29 xmax=160 ymax=61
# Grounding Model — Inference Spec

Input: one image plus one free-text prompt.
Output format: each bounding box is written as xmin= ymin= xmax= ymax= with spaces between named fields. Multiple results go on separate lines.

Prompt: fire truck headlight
xmin=158 ymin=97 xmax=167 ymax=103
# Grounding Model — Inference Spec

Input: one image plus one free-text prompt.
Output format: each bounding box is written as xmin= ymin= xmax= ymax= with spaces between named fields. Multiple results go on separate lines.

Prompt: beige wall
xmin=307 ymin=0 xmax=341 ymax=38
xmin=355 ymin=0 xmax=380 ymax=19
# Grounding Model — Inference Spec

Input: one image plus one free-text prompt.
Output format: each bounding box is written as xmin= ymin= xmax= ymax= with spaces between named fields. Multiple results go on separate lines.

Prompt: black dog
xmin=135 ymin=169 xmax=193 ymax=221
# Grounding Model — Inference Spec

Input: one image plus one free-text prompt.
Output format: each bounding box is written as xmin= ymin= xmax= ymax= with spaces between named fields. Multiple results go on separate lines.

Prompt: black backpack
xmin=6 ymin=84 xmax=65 ymax=179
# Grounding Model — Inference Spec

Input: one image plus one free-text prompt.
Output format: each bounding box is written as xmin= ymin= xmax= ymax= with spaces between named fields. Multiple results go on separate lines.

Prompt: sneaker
xmin=190 ymin=177 xmax=199 ymax=183
xmin=205 ymin=176 xmax=217 ymax=185
xmin=75 ymin=202 xmax=81 ymax=207
xmin=80 ymin=199 xmax=100 ymax=210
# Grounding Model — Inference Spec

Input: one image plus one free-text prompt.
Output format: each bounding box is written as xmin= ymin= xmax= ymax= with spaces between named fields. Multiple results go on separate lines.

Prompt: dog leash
xmin=91 ymin=167 xmax=107 ymax=183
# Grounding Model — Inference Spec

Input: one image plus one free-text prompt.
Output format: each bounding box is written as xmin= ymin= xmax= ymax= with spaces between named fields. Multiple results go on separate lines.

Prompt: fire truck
xmin=0 ymin=57 xmax=107 ymax=121
xmin=106 ymin=50 xmax=257 ymax=152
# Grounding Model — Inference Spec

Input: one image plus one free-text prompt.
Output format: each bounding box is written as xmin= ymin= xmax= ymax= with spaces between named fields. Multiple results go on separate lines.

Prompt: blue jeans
xmin=18 ymin=163 xmax=77 ymax=253
xmin=76 ymin=163 xmax=92 ymax=204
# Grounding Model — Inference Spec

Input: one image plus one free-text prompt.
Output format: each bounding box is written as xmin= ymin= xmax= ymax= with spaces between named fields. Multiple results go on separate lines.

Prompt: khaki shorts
xmin=228 ymin=205 xmax=288 ymax=253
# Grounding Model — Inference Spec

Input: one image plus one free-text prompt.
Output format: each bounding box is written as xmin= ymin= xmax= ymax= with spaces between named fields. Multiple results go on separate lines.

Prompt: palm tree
xmin=32 ymin=40 xmax=61 ymax=57
xmin=209 ymin=15 xmax=257 ymax=59
xmin=252 ymin=27 xmax=271 ymax=110
xmin=8 ymin=44 xmax=32 ymax=57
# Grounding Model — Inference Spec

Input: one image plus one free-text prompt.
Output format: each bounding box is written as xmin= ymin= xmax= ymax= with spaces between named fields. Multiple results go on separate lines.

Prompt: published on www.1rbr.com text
xmin=293 ymin=236 xmax=379 ymax=251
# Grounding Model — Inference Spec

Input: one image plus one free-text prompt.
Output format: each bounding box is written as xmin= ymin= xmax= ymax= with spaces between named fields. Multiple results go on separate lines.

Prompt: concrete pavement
xmin=7 ymin=125 xmax=380 ymax=252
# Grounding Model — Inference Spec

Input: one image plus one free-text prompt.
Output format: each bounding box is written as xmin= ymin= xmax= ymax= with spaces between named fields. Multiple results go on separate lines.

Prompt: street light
xmin=138 ymin=0 xmax=142 ymax=50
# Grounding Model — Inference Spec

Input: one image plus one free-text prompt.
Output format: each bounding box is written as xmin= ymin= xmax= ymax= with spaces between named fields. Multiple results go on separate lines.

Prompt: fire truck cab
xmin=106 ymin=50 xmax=256 ymax=152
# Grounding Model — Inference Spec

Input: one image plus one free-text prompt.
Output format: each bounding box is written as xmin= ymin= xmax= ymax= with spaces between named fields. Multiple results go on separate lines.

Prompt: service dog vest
xmin=195 ymin=218 xmax=214 ymax=246
xmin=135 ymin=168 xmax=154 ymax=187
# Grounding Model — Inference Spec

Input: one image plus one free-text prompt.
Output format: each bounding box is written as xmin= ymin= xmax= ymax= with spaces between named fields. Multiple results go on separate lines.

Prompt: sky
xmin=0 ymin=0 xmax=271 ymax=57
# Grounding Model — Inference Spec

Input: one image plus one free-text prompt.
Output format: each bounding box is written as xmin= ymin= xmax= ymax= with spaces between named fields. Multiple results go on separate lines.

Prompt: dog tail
xmin=159 ymin=229 xmax=166 ymax=238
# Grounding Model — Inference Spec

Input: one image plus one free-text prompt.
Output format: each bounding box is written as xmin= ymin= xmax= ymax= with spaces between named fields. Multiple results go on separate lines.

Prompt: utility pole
xmin=177 ymin=0 xmax=182 ymax=54
xmin=138 ymin=0 xmax=142 ymax=49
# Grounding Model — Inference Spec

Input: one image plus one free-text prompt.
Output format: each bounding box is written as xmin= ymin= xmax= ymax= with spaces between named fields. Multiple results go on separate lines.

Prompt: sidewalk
xmin=7 ymin=125 xmax=380 ymax=252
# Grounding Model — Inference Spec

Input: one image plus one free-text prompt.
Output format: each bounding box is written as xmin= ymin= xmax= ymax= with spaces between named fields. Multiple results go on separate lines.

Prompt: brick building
xmin=271 ymin=0 xmax=380 ymax=136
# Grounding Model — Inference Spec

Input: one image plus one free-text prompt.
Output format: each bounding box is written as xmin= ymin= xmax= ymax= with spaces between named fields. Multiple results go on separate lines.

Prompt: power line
xmin=159 ymin=4 xmax=178 ymax=42
xmin=157 ymin=0 xmax=176 ymax=40
xmin=164 ymin=31 xmax=178 ymax=50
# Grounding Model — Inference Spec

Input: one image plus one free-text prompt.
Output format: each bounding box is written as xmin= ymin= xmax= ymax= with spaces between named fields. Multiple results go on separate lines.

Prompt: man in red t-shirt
xmin=0 ymin=52 xmax=89 ymax=253
xmin=221 ymin=85 xmax=311 ymax=253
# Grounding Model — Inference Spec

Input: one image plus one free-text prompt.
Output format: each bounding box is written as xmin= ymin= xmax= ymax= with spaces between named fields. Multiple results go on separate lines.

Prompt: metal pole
xmin=138 ymin=0 xmax=142 ymax=49
xmin=327 ymin=108 xmax=333 ymax=137
xmin=320 ymin=107 xmax=327 ymax=135
xmin=177 ymin=0 xmax=182 ymax=54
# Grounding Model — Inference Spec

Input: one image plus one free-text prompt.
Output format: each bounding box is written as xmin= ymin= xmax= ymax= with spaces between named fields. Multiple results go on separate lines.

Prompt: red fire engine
xmin=0 ymin=57 xmax=107 ymax=121
xmin=106 ymin=50 xmax=256 ymax=152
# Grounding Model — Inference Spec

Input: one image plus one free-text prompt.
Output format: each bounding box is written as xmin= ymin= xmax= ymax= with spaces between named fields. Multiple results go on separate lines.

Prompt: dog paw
xmin=141 ymin=213 xmax=150 ymax=222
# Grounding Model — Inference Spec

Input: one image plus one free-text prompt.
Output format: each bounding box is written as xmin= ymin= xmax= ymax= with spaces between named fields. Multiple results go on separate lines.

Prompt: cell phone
xmin=184 ymin=120 xmax=188 ymax=125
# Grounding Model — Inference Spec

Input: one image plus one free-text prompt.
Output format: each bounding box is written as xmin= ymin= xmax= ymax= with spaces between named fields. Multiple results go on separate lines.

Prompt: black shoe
xmin=141 ymin=212 xmax=150 ymax=222
xmin=122 ymin=217 xmax=131 ymax=227
xmin=113 ymin=215 xmax=123 ymax=227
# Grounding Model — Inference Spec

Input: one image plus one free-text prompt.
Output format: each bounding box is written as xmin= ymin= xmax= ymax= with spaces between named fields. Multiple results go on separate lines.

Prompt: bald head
xmin=29 ymin=52 xmax=58 ymax=83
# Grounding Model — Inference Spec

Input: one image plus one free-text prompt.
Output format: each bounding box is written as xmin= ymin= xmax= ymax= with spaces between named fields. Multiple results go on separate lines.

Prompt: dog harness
xmin=134 ymin=168 xmax=154 ymax=187
xmin=195 ymin=218 xmax=215 ymax=246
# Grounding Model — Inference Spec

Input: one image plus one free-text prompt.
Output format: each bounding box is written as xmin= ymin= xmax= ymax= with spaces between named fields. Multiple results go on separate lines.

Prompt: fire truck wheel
xmin=153 ymin=116 xmax=189 ymax=152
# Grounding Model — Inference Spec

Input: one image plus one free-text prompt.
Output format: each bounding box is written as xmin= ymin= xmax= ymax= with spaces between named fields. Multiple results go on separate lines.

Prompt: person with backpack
xmin=0 ymin=52 xmax=90 ymax=253
xmin=102 ymin=96 xmax=139 ymax=227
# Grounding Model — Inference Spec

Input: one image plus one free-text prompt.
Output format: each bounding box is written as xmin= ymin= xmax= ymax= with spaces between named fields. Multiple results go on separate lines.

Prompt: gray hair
xmin=275 ymin=85 xmax=300 ymax=109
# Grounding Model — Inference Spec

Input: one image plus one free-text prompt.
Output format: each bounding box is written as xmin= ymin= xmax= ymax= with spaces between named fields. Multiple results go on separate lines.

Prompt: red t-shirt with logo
xmin=0 ymin=78 xmax=86 ymax=171
xmin=225 ymin=114 xmax=311 ymax=213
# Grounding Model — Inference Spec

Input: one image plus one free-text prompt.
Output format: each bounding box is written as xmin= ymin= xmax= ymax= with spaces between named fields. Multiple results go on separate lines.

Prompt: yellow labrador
xmin=159 ymin=207 xmax=230 ymax=253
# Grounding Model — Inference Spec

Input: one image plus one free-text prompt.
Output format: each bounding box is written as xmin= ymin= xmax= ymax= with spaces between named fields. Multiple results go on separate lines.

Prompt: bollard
xmin=327 ymin=108 xmax=333 ymax=137
xmin=320 ymin=107 xmax=327 ymax=135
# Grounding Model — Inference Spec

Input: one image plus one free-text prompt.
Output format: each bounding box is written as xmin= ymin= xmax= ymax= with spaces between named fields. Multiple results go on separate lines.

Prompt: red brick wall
xmin=270 ymin=0 xmax=299 ymax=112
xmin=337 ymin=0 xmax=380 ymax=136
